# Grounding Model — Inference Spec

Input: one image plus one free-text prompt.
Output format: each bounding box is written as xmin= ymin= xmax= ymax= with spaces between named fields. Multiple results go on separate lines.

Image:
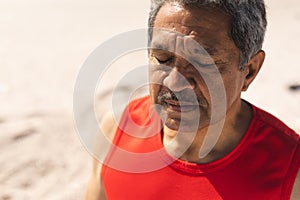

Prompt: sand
xmin=0 ymin=0 xmax=299 ymax=199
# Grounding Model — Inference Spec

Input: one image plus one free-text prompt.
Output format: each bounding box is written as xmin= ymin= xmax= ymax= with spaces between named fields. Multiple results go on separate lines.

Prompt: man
xmin=86 ymin=0 xmax=299 ymax=199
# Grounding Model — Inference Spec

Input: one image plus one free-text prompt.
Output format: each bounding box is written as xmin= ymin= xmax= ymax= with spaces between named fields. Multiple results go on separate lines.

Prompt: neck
xmin=162 ymin=99 xmax=253 ymax=164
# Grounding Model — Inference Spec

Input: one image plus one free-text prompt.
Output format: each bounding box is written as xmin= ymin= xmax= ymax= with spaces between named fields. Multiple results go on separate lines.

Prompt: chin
xmin=164 ymin=117 xmax=202 ymax=133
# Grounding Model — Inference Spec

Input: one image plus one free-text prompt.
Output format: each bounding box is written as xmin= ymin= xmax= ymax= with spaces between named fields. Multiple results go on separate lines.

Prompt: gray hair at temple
xmin=148 ymin=0 xmax=267 ymax=69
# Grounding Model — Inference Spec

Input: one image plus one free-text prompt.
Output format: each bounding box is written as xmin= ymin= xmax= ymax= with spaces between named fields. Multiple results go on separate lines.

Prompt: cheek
xmin=148 ymin=59 xmax=168 ymax=83
xmin=149 ymin=83 xmax=159 ymax=104
xmin=222 ymin=72 xmax=245 ymax=104
xmin=149 ymin=68 xmax=168 ymax=85
xmin=192 ymin=72 xmax=221 ymax=102
xmin=148 ymin=64 xmax=168 ymax=104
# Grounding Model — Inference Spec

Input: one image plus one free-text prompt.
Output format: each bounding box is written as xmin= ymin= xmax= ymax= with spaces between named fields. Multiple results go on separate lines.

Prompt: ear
xmin=242 ymin=50 xmax=265 ymax=91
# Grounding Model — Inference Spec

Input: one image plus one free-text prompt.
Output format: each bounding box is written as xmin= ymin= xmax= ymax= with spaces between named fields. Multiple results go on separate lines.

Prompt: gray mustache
xmin=157 ymin=89 xmax=198 ymax=104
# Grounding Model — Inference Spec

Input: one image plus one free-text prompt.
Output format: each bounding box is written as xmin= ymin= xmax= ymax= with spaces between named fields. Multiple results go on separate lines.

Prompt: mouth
xmin=162 ymin=99 xmax=199 ymax=113
xmin=157 ymin=89 xmax=207 ymax=113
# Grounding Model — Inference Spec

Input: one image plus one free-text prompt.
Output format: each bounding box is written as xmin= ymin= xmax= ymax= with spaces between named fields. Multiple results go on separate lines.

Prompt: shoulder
xmin=127 ymin=95 xmax=152 ymax=116
xmin=120 ymin=95 xmax=153 ymax=126
xmin=97 ymin=95 xmax=152 ymax=143
xmin=250 ymin=104 xmax=299 ymax=143
xmin=249 ymin=103 xmax=299 ymax=163
xmin=100 ymin=111 xmax=118 ymax=142
xmin=249 ymin=103 xmax=300 ymax=199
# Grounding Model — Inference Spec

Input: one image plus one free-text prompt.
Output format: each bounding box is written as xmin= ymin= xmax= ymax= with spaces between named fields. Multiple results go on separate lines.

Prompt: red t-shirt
xmin=102 ymin=96 xmax=300 ymax=200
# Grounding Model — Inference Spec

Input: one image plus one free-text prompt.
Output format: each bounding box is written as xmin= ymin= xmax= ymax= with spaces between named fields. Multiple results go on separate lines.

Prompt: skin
xmin=149 ymin=3 xmax=261 ymax=163
xmin=85 ymin=3 xmax=299 ymax=199
xmin=85 ymin=112 xmax=116 ymax=200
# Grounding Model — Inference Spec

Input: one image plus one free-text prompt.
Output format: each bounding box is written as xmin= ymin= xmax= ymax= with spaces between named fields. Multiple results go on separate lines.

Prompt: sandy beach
xmin=0 ymin=0 xmax=299 ymax=199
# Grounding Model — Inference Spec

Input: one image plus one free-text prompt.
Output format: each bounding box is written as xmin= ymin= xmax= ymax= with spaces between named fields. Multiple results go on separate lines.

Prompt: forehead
xmin=152 ymin=3 xmax=235 ymax=53
xmin=155 ymin=3 xmax=231 ymax=31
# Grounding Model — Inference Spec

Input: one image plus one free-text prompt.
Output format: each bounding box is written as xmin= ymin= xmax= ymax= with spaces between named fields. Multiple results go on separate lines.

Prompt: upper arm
xmin=291 ymin=170 xmax=300 ymax=200
xmin=85 ymin=112 xmax=118 ymax=200
xmin=85 ymin=159 xmax=106 ymax=200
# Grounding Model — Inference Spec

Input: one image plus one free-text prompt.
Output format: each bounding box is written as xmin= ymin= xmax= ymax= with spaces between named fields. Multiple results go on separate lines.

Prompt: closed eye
xmin=156 ymin=57 xmax=173 ymax=64
xmin=191 ymin=60 xmax=215 ymax=68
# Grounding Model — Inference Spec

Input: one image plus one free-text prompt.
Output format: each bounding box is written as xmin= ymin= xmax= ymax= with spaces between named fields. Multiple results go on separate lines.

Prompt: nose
xmin=163 ymin=68 xmax=194 ymax=92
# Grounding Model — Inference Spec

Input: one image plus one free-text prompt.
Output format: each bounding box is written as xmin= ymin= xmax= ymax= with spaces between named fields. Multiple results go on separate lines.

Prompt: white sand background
xmin=0 ymin=0 xmax=299 ymax=199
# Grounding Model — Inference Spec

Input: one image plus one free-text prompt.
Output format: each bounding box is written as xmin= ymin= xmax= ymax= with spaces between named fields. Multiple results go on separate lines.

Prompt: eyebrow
xmin=202 ymin=46 xmax=218 ymax=56
xmin=149 ymin=42 xmax=172 ymax=51
xmin=150 ymin=40 xmax=219 ymax=57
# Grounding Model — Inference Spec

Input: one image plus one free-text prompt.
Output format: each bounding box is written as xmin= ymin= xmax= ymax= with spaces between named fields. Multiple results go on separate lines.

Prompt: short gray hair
xmin=148 ymin=0 xmax=267 ymax=69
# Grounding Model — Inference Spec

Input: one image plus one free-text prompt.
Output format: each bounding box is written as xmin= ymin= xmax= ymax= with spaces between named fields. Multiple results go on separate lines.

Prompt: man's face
xmin=149 ymin=3 xmax=248 ymax=132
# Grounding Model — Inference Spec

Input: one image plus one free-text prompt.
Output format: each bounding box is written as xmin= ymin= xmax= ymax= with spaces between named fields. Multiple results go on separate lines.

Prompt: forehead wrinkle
xmin=166 ymin=2 xmax=232 ymax=28
xmin=182 ymin=4 xmax=231 ymax=28
xmin=155 ymin=3 xmax=232 ymax=41
xmin=151 ymin=33 xmax=218 ymax=59
xmin=155 ymin=24 xmax=222 ymax=57
xmin=151 ymin=29 xmax=220 ymax=58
